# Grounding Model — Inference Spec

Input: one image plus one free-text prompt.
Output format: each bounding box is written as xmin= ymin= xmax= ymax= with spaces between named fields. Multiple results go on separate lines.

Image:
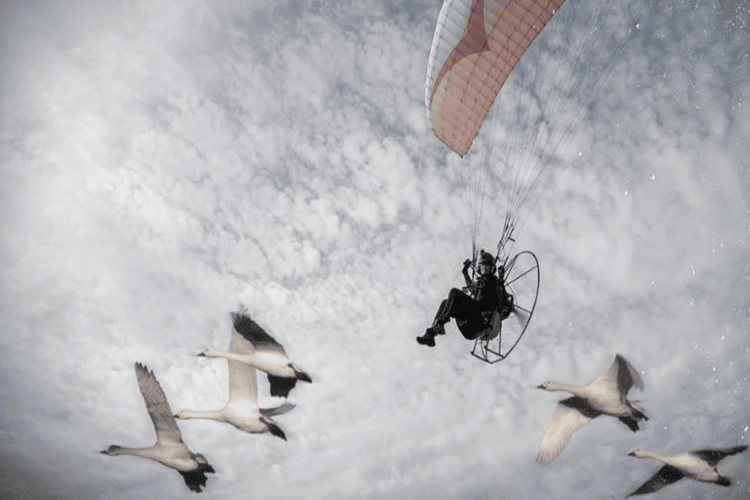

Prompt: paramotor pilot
xmin=417 ymin=250 xmax=513 ymax=347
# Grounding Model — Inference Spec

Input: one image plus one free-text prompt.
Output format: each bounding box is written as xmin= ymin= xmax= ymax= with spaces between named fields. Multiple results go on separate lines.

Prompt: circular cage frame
xmin=471 ymin=250 xmax=540 ymax=364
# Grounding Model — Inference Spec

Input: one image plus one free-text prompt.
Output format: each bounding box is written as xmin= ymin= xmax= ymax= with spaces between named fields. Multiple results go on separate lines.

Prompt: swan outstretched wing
xmin=626 ymin=465 xmax=684 ymax=497
xmin=592 ymin=354 xmax=643 ymax=396
xmin=135 ymin=362 xmax=184 ymax=445
xmin=226 ymin=359 xmax=259 ymax=405
xmin=614 ymin=354 xmax=644 ymax=394
xmin=231 ymin=307 xmax=287 ymax=356
xmin=260 ymin=402 xmax=296 ymax=417
xmin=537 ymin=396 xmax=600 ymax=464
xmin=227 ymin=318 xmax=260 ymax=405
xmin=691 ymin=445 xmax=748 ymax=466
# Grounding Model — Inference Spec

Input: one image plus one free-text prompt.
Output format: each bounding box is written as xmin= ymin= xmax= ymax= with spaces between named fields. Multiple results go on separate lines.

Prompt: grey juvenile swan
xmin=100 ymin=362 xmax=215 ymax=493
xmin=197 ymin=305 xmax=312 ymax=398
xmin=536 ymin=353 xmax=648 ymax=464
xmin=626 ymin=445 xmax=748 ymax=496
xmin=175 ymin=311 xmax=295 ymax=440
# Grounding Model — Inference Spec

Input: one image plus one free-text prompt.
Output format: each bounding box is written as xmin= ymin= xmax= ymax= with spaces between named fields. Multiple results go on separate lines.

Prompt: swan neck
xmin=639 ymin=449 xmax=670 ymax=461
xmin=112 ymin=446 xmax=154 ymax=457
xmin=209 ymin=350 xmax=246 ymax=363
xmin=550 ymin=381 xmax=585 ymax=395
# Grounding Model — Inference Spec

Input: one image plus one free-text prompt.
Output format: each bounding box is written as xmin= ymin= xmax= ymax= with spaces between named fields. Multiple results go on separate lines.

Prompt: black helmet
xmin=479 ymin=250 xmax=496 ymax=272
xmin=479 ymin=250 xmax=495 ymax=265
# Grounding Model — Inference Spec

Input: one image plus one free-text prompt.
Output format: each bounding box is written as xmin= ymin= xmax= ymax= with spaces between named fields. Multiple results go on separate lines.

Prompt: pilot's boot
xmin=426 ymin=321 xmax=445 ymax=337
xmin=416 ymin=330 xmax=436 ymax=347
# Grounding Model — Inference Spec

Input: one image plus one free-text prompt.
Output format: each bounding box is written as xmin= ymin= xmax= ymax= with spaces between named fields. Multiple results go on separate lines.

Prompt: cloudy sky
xmin=1 ymin=0 xmax=749 ymax=499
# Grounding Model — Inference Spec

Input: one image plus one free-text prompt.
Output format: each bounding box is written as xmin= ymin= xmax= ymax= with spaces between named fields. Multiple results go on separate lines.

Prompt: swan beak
xmin=627 ymin=451 xmax=636 ymax=456
xmin=196 ymin=351 xmax=205 ymax=357
xmin=536 ymin=384 xmax=545 ymax=389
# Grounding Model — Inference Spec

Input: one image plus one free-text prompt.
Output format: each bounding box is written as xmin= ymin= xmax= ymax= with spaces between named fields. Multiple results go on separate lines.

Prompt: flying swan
xmin=626 ymin=445 xmax=748 ymax=496
xmin=197 ymin=305 xmax=312 ymax=398
xmin=100 ymin=362 xmax=215 ymax=493
xmin=536 ymin=353 xmax=648 ymax=464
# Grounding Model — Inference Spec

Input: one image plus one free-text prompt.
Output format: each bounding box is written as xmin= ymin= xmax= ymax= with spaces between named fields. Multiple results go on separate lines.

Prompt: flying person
xmin=417 ymin=250 xmax=512 ymax=347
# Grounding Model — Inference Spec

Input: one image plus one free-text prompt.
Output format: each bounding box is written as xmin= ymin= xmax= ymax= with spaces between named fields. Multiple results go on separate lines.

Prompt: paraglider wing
xmin=426 ymin=0 xmax=565 ymax=157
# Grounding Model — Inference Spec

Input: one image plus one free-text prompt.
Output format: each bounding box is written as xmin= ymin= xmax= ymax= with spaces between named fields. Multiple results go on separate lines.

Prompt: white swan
xmin=536 ymin=354 xmax=648 ymax=464
xmin=627 ymin=445 xmax=748 ymax=496
xmin=175 ymin=314 xmax=295 ymax=440
xmin=197 ymin=305 xmax=312 ymax=398
xmin=100 ymin=362 xmax=215 ymax=493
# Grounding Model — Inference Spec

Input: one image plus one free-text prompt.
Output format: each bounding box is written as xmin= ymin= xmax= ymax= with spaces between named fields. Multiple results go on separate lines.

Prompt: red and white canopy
xmin=425 ymin=0 xmax=565 ymax=157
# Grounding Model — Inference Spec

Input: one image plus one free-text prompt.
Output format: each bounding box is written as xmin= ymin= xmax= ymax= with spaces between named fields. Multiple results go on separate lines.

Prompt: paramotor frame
xmin=471 ymin=250 xmax=540 ymax=363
